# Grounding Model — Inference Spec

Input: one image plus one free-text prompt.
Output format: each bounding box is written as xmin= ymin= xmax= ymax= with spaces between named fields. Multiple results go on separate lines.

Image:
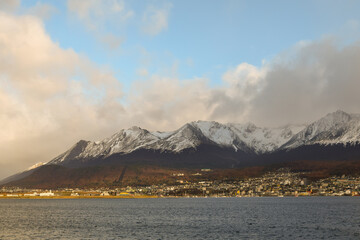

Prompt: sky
xmin=1 ymin=0 xmax=360 ymax=178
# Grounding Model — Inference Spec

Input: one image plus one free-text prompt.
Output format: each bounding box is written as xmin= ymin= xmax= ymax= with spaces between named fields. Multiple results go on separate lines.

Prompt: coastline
xmin=0 ymin=195 xmax=359 ymax=199
xmin=0 ymin=195 xmax=158 ymax=199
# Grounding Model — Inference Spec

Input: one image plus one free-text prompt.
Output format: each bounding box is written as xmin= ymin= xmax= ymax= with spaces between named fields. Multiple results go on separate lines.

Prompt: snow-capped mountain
xmin=3 ymin=110 xmax=360 ymax=187
xmin=226 ymin=123 xmax=305 ymax=153
xmin=27 ymin=162 xmax=46 ymax=170
xmin=50 ymin=126 xmax=160 ymax=165
xmin=48 ymin=120 xmax=304 ymax=166
xmin=48 ymin=110 xmax=360 ymax=167
xmin=282 ymin=110 xmax=360 ymax=149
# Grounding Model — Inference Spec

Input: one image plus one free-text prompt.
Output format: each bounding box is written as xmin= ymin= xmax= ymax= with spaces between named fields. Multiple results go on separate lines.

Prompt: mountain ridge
xmin=22 ymin=110 xmax=360 ymax=169
xmin=48 ymin=119 xmax=307 ymax=167
xmin=281 ymin=110 xmax=360 ymax=149
xmin=3 ymin=110 xmax=360 ymax=186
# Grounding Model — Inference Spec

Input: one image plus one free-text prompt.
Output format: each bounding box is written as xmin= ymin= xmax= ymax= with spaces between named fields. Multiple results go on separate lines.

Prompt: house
xmin=24 ymin=192 xmax=39 ymax=197
xmin=40 ymin=191 xmax=55 ymax=196
xmin=201 ymin=169 xmax=211 ymax=172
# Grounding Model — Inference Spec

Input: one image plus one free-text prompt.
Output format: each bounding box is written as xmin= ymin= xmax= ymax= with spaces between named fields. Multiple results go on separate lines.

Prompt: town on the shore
xmin=1 ymin=169 xmax=360 ymax=198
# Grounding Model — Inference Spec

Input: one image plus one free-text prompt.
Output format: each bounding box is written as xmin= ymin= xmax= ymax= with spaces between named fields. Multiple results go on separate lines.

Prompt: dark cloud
xmin=249 ymin=39 xmax=360 ymax=126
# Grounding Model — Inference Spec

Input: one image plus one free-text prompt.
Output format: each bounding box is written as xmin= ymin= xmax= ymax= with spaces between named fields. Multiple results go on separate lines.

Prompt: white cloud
xmin=126 ymin=38 xmax=360 ymax=129
xmin=222 ymin=62 xmax=266 ymax=100
xmin=67 ymin=0 xmax=134 ymax=30
xmin=127 ymin=75 xmax=213 ymax=129
xmin=68 ymin=0 xmax=94 ymax=20
xmin=141 ymin=3 xmax=172 ymax=36
xmin=0 ymin=0 xmax=20 ymax=12
xmin=99 ymin=33 xmax=124 ymax=50
xmin=136 ymin=68 xmax=149 ymax=77
xmin=0 ymin=12 xmax=124 ymax=178
xmin=67 ymin=0 xmax=133 ymax=50
xmin=27 ymin=2 xmax=57 ymax=20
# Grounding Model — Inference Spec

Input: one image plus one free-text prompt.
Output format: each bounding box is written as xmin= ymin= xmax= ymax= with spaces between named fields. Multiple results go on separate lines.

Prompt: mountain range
xmin=2 ymin=110 xmax=360 ymax=188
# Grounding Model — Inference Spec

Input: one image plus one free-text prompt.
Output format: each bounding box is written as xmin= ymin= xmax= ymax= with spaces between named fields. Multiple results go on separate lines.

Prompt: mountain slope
xmin=30 ymin=111 xmax=360 ymax=169
xmin=48 ymin=120 xmax=304 ymax=167
xmin=282 ymin=110 xmax=360 ymax=149
xmin=3 ymin=110 xmax=360 ymax=187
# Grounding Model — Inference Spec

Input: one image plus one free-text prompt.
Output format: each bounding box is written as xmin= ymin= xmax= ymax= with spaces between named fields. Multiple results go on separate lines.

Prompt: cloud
xmin=141 ymin=3 xmax=171 ymax=36
xmin=127 ymin=75 xmax=212 ymax=129
xmin=27 ymin=2 xmax=57 ymax=20
xmin=0 ymin=12 xmax=124 ymax=178
xmin=67 ymin=0 xmax=133 ymax=50
xmin=248 ymin=38 xmax=360 ymax=126
xmin=126 ymin=38 xmax=360 ymax=130
xmin=136 ymin=68 xmax=149 ymax=77
xmin=0 ymin=0 xmax=20 ymax=12
xmin=67 ymin=0 xmax=134 ymax=30
xmin=99 ymin=33 xmax=124 ymax=50
xmin=2 ymin=7 xmax=360 ymax=179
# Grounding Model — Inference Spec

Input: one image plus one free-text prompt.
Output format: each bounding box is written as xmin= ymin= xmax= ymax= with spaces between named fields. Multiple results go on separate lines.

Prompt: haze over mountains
xmin=2 ymin=110 xmax=360 ymax=187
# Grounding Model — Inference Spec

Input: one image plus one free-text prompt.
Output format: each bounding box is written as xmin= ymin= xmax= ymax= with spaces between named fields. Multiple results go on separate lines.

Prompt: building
xmin=40 ymin=191 xmax=54 ymax=196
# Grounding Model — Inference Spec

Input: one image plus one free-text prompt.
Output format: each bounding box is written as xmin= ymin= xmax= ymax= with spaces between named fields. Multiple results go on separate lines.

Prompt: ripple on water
xmin=0 ymin=197 xmax=359 ymax=239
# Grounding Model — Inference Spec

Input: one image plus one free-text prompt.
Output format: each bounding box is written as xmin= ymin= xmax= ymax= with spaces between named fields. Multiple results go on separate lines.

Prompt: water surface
xmin=0 ymin=197 xmax=359 ymax=239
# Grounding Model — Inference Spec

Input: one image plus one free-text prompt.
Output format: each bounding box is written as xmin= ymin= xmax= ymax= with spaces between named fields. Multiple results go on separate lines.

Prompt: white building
xmin=40 ymin=191 xmax=54 ymax=196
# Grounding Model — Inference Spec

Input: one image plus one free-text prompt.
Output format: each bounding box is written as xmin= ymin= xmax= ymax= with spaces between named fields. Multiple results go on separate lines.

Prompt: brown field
xmin=3 ymin=159 xmax=360 ymax=189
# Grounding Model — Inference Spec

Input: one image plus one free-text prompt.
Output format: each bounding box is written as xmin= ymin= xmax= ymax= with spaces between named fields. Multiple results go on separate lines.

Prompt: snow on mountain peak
xmin=27 ymin=162 xmax=46 ymax=170
xmin=282 ymin=110 xmax=360 ymax=149
xmin=243 ymin=122 xmax=257 ymax=133
xmin=191 ymin=121 xmax=236 ymax=146
xmin=151 ymin=131 xmax=173 ymax=139
xmin=127 ymin=126 xmax=146 ymax=132
xmin=320 ymin=110 xmax=352 ymax=125
xmin=47 ymin=110 xmax=360 ymax=166
xmin=227 ymin=123 xmax=304 ymax=153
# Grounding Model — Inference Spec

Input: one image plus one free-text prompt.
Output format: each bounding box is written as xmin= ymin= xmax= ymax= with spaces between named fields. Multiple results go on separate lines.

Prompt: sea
xmin=0 ymin=197 xmax=359 ymax=239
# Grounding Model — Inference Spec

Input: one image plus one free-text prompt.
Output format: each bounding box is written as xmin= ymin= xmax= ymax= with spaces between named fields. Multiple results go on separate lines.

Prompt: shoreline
xmin=0 ymin=195 xmax=158 ymax=199
xmin=0 ymin=195 xmax=358 ymax=199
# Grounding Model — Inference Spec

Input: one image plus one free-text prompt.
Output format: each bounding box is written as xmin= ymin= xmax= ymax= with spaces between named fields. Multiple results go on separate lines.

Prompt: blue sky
xmin=17 ymin=0 xmax=360 ymax=90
